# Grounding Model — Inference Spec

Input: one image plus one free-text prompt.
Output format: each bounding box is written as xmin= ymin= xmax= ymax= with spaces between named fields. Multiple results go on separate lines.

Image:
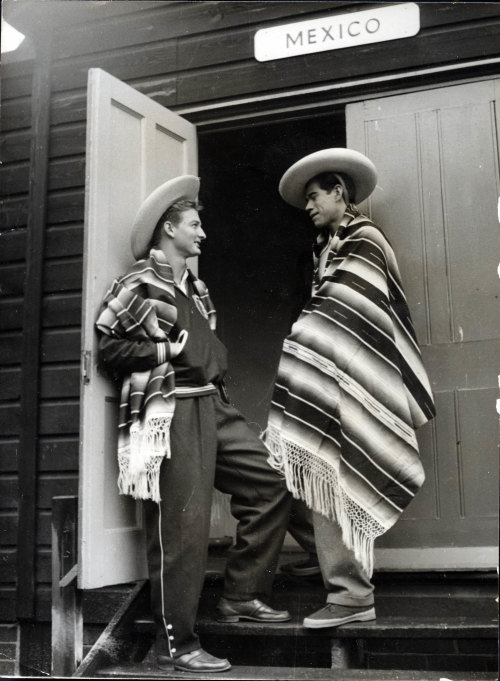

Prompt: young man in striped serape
xmin=265 ymin=149 xmax=436 ymax=628
xmin=95 ymin=175 xmax=301 ymax=673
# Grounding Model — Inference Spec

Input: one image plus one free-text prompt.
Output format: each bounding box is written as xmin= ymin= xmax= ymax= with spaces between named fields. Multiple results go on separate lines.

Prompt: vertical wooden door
xmin=79 ymin=69 xmax=197 ymax=588
xmin=346 ymin=79 xmax=499 ymax=569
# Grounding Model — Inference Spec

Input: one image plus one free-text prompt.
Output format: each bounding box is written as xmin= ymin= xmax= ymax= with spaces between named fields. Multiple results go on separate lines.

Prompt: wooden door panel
xmin=79 ymin=68 xmax=197 ymax=589
xmin=347 ymin=79 xmax=499 ymax=568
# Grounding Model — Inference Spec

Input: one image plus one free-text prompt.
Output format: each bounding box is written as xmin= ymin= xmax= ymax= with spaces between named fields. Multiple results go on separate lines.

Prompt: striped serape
xmin=265 ymin=213 xmax=435 ymax=575
xmin=96 ymin=249 xmax=216 ymax=502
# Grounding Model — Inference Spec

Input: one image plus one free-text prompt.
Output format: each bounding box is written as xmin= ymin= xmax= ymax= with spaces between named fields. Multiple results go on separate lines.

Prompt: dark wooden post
xmin=16 ymin=35 xmax=53 ymax=620
xmin=51 ymin=496 xmax=83 ymax=677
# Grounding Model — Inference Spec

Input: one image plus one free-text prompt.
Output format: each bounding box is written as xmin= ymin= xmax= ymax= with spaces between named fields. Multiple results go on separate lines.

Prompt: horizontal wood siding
xmin=1 ymin=0 xmax=500 ymax=626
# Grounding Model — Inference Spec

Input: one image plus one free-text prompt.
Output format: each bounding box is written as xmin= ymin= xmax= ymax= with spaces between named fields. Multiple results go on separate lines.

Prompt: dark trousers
xmin=143 ymin=392 xmax=293 ymax=658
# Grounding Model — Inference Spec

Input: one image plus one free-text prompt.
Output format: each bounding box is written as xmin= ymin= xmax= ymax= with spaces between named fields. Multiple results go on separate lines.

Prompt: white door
xmin=346 ymin=79 xmax=500 ymax=569
xmin=79 ymin=69 xmax=198 ymax=588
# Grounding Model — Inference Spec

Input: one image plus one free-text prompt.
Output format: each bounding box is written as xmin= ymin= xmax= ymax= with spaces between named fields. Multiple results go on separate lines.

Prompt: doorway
xmin=198 ymin=112 xmax=346 ymax=430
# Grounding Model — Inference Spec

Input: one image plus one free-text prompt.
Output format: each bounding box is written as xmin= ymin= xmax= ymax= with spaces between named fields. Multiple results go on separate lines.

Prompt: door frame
xmin=177 ymin=58 xmax=500 ymax=130
xmin=186 ymin=62 xmax=499 ymax=571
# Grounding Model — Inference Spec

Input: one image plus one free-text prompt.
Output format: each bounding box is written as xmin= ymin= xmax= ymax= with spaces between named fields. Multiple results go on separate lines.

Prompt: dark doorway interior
xmin=199 ymin=112 xmax=346 ymax=430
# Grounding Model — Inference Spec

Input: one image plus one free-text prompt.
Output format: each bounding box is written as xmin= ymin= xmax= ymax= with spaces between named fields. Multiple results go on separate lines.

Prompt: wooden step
xmin=135 ymin=614 xmax=498 ymax=640
xmin=96 ymin=661 xmax=498 ymax=680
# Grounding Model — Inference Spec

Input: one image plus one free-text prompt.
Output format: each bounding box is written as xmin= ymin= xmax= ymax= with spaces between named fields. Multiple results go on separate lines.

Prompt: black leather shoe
xmin=216 ymin=597 xmax=291 ymax=623
xmin=171 ymin=648 xmax=231 ymax=673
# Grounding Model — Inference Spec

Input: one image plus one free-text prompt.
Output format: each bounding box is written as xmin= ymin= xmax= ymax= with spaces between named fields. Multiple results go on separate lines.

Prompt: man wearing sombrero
xmin=95 ymin=176 xmax=295 ymax=673
xmin=265 ymin=149 xmax=435 ymax=628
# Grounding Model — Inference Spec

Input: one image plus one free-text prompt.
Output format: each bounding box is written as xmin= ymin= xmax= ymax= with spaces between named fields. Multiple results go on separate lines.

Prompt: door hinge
xmin=81 ymin=350 xmax=92 ymax=385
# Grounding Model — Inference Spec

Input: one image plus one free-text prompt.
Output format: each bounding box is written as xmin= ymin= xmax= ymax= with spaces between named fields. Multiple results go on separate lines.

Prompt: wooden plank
xmin=0 ymin=129 xmax=31 ymax=162
xmin=0 ymin=224 xmax=84 ymax=268
xmin=0 ymin=196 xmax=29 ymax=231
xmin=0 ymin=436 xmax=79 ymax=475
xmin=0 ymin=366 xmax=20 ymax=399
xmin=177 ymin=22 xmax=500 ymax=105
xmin=0 ymin=588 xmax=16 ymax=622
xmin=39 ymin=401 xmax=80 ymax=435
xmin=50 ymin=77 xmax=177 ymax=126
xmin=0 ymin=228 xmax=26 ymax=263
xmin=43 ymin=293 xmax=82 ymax=327
xmin=0 ymin=162 xmax=29 ymax=195
xmin=0 ymin=476 xmax=18 ymax=509
xmin=52 ymin=2 xmax=339 ymax=59
xmin=51 ymin=2 xmax=500 ymax=61
xmin=44 ymin=259 xmax=83 ymax=294
xmin=0 ymin=262 xmax=82 ymax=300
xmin=0 ymin=96 xmax=32 ymax=131
xmin=0 ymin=548 xmax=17 ymax=583
xmin=40 ymin=365 xmax=80 ymax=398
xmin=0 ymin=297 xmax=24 ymax=330
xmin=0 ymin=440 xmax=19 ymax=471
xmin=0 ymin=512 xmax=18 ymax=543
xmin=47 ymin=189 xmax=85 ymax=225
xmin=0 ymin=71 xmax=33 ymax=100
xmin=37 ymin=475 xmax=79 ymax=508
xmin=46 ymin=224 xmax=84 ymax=257
xmin=51 ymin=496 xmax=83 ymax=676
xmin=39 ymin=437 xmax=79 ymax=471
xmin=0 ymin=263 xmax=26 ymax=296
xmin=49 ymin=42 xmax=178 ymax=94
xmin=2 ymin=328 xmax=81 ymax=365
xmin=0 ymin=406 xmax=20 ymax=436
xmin=50 ymin=123 xmax=87 ymax=157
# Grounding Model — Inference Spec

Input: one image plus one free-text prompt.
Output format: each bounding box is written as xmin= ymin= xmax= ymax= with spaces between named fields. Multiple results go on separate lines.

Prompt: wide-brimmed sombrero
xmin=279 ymin=148 xmax=377 ymax=209
xmin=131 ymin=175 xmax=200 ymax=260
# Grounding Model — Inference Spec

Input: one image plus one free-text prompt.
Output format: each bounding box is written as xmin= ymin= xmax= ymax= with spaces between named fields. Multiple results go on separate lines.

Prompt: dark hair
xmin=309 ymin=171 xmax=356 ymax=204
xmin=147 ymin=199 xmax=203 ymax=251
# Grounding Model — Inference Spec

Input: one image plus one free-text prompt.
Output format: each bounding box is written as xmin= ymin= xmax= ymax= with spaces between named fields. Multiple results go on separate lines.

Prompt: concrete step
xmin=96 ymin=661 xmax=498 ymax=680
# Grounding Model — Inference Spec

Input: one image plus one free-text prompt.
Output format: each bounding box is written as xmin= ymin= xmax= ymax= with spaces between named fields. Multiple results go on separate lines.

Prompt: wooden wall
xmin=1 ymin=0 xmax=499 ymax=660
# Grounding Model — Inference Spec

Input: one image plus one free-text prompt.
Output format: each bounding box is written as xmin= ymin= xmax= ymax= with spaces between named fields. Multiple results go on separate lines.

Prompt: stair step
xmin=134 ymin=615 xmax=498 ymax=639
xmin=96 ymin=662 xmax=498 ymax=680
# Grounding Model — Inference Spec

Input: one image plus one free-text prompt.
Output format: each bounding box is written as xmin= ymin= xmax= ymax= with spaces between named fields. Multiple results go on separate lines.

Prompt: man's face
xmin=169 ymin=208 xmax=206 ymax=257
xmin=304 ymin=180 xmax=341 ymax=229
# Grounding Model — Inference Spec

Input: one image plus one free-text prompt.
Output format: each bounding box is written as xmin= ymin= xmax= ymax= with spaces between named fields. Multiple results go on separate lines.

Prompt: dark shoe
xmin=281 ymin=554 xmax=321 ymax=577
xmin=170 ymin=648 xmax=231 ymax=673
xmin=216 ymin=597 xmax=291 ymax=623
xmin=303 ymin=602 xmax=375 ymax=628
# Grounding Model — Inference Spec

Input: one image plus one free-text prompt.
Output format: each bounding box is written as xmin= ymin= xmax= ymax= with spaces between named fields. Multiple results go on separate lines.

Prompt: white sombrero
xmin=279 ymin=148 xmax=377 ymax=209
xmin=131 ymin=175 xmax=200 ymax=259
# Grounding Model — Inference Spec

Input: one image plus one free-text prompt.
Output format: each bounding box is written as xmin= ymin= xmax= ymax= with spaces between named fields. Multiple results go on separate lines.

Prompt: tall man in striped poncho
xmin=95 ymin=176 xmax=298 ymax=673
xmin=265 ymin=149 xmax=436 ymax=629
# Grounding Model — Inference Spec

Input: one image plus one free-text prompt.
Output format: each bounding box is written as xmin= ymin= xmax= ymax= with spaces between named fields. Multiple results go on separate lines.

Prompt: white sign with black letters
xmin=254 ymin=3 xmax=420 ymax=62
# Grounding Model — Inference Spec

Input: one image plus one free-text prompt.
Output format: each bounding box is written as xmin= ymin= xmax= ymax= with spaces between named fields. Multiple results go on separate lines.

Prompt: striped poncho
xmin=96 ymin=249 xmax=216 ymax=502
xmin=265 ymin=212 xmax=435 ymax=576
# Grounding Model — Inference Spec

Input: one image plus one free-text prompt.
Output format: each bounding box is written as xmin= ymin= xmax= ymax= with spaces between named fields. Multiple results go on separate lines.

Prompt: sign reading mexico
xmin=254 ymin=3 xmax=420 ymax=62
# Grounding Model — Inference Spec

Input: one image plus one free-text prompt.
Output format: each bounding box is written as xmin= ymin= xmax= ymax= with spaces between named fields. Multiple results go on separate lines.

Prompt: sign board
xmin=254 ymin=3 xmax=420 ymax=62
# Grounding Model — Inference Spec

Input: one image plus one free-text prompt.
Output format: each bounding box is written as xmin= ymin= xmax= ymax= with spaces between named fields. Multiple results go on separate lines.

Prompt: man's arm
xmin=98 ymin=330 xmax=188 ymax=375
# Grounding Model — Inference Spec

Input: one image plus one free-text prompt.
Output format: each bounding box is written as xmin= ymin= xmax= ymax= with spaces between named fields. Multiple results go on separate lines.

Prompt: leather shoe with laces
xmin=159 ymin=648 xmax=231 ymax=673
xmin=303 ymin=602 xmax=375 ymax=628
xmin=216 ymin=597 xmax=291 ymax=623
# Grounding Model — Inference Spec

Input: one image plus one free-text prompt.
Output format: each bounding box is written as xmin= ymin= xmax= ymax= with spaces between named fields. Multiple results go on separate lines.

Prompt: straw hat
xmin=130 ymin=175 xmax=200 ymax=259
xmin=279 ymin=148 xmax=377 ymax=208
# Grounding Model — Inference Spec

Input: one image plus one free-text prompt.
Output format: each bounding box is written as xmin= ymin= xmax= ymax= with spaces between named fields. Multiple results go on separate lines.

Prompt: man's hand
xmin=169 ymin=329 xmax=188 ymax=358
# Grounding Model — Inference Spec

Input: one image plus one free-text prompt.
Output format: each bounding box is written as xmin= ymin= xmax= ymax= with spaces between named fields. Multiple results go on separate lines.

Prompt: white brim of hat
xmin=279 ymin=148 xmax=377 ymax=208
xmin=131 ymin=175 xmax=200 ymax=260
